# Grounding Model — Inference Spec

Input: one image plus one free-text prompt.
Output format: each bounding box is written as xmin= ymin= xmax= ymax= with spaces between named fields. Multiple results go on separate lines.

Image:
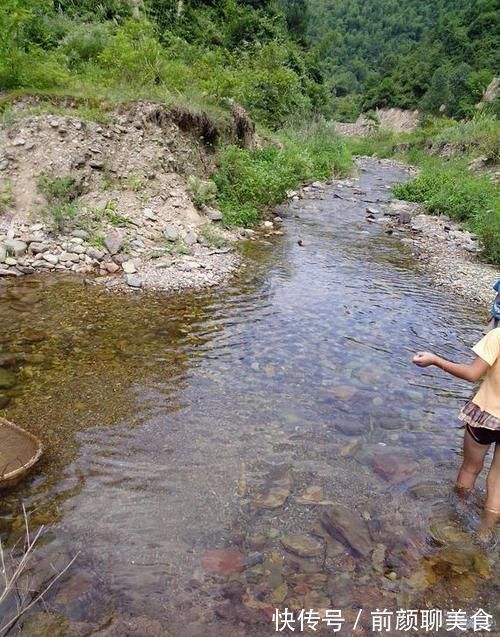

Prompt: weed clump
xmin=37 ymin=174 xmax=82 ymax=232
xmin=214 ymin=120 xmax=351 ymax=226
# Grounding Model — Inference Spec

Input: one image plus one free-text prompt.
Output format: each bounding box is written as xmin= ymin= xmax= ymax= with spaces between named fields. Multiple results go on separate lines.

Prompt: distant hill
xmin=307 ymin=0 xmax=499 ymax=119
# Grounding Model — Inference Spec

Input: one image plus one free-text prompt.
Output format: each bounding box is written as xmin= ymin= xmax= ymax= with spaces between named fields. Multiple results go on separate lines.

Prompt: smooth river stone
xmin=201 ymin=549 xmax=245 ymax=576
xmin=254 ymin=486 xmax=289 ymax=509
xmin=320 ymin=505 xmax=372 ymax=559
xmin=369 ymin=451 xmax=418 ymax=484
xmin=281 ymin=534 xmax=323 ymax=558
xmin=336 ymin=420 xmax=366 ymax=436
xmin=295 ymin=486 xmax=324 ymax=503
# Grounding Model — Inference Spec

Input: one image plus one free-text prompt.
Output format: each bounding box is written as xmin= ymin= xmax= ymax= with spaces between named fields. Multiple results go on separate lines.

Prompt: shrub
xmin=61 ymin=22 xmax=111 ymax=67
xmin=37 ymin=173 xmax=82 ymax=232
xmin=215 ymin=122 xmax=351 ymax=225
xmin=97 ymin=19 xmax=165 ymax=86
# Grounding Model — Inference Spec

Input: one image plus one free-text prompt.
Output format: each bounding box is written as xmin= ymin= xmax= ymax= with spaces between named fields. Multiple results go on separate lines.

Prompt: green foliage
xmin=61 ymin=22 xmax=111 ymax=68
xmin=120 ymin=172 xmax=146 ymax=192
xmin=393 ymin=152 xmax=500 ymax=263
xmin=37 ymin=174 xmax=80 ymax=203
xmin=37 ymin=173 xmax=81 ymax=232
xmin=433 ymin=113 xmax=500 ymax=162
xmin=0 ymin=0 xmax=325 ymax=128
xmin=97 ymin=19 xmax=165 ymax=86
xmin=214 ymin=120 xmax=351 ymax=225
xmin=102 ymin=200 xmax=130 ymax=226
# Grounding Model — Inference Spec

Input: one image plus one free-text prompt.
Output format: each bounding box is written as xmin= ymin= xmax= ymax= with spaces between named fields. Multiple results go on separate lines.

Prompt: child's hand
xmin=413 ymin=351 xmax=437 ymax=367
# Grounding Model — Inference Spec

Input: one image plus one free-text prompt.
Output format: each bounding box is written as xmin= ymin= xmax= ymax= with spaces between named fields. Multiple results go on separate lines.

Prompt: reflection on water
xmin=0 ymin=158 xmax=498 ymax=636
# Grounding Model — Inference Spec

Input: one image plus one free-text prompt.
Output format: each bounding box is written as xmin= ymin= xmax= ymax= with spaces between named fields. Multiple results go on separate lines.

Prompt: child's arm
xmin=413 ymin=351 xmax=490 ymax=382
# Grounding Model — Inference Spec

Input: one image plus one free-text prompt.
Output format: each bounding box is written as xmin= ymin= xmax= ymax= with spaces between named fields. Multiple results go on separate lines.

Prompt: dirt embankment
xmin=335 ymin=107 xmax=420 ymax=136
xmin=0 ymin=97 xmax=272 ymax=293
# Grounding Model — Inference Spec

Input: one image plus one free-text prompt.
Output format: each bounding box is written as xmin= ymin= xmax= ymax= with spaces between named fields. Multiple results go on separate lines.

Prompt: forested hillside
xmin=308 ymin=0 xmax=499 ymax=120
xmin=0 ymin=0 xmax=323 ymax=128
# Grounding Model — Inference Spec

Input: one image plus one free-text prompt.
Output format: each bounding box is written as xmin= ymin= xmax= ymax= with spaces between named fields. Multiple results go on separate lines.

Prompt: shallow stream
xmin=0 ymin=158 xmax=498 ymax=636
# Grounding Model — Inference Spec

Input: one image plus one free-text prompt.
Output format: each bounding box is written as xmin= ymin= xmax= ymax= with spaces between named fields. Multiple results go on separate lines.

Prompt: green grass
xmin=120 ymin=173 xmax=146 ymax=193
xmin=214 ymin=119 xmax=352 ymax=226
xmin=199 ymin=223 xmax=229 ymax=249
xmin=393 ymin=151 xmax=500 ymax=263
xmin=37 ymin=173 xmax=82 ymax=232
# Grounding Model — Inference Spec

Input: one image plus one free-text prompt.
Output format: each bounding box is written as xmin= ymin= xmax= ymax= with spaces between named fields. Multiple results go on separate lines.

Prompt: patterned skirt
xmin=458 ymin=400 xmax=500 ymax=432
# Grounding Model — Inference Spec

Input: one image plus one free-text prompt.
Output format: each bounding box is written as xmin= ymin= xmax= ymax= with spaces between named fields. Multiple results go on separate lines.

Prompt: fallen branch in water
xmin=0 ymin=504 xmax=78 ymax=636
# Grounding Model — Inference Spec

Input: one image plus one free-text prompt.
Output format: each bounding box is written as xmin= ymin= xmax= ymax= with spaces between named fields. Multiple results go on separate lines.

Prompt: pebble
xmin=320 ymin=505 xmax=372 ymax=558
xmin=29 ymin=242 xmax=49 ymax=254
xmin=126 ymin=274 xmax=142 ymax=288
xmin=71 ymin=229 xmax=90 ymax=240
xmin=201 ymin=549 xmax=245 ymax=576
xmin=122 ymin=261 xmax=137 ymax=274
xmin=86 ymin=247 xmax=105 ymax=260
xmin=42 ymin=253 xmax=59 ymax=265
xmin=0 ymin=268 xmax=20 ymax=277
xmin=163 ymin=224 xmax=179 ymax=242
xmin=281 ymin=534 xmax=323 ymax=558
xmin=105 ymin=262 xmax=120 ymax=274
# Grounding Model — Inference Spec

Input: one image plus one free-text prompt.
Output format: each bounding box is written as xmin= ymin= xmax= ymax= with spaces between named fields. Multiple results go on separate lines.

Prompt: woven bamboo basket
xmin=0 ymin=417 xmax=43 ymax=489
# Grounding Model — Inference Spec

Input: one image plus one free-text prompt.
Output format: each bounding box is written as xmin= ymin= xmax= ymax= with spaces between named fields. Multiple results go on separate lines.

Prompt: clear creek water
xmin=0 ymin=158 xmax=498 ymax=637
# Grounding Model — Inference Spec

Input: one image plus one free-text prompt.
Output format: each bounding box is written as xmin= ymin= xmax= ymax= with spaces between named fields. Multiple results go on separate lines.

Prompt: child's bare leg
xmin=455 ymin=428 xmax=489 ymax=497
xmin=479 ymin=443 xmax=500 ymax=536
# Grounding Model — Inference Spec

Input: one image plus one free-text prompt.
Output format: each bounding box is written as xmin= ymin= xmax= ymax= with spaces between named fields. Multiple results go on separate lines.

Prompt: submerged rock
xmin=369 ymin=451 xmax=418 ymax=484
xmin=330 ymin=385 xmax=357 ymax=401
xmin=254 ymin=486 xmax=289 ymax=509
xmin=281 ymin=534 xmax=324 ymax=558
xmin=320 ymin=505 xmax=372 ymax=559
xmin=201 ymin=548 xmax=245 ymax=576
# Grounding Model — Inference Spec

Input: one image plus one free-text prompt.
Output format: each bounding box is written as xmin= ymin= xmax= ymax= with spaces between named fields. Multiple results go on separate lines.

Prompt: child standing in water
xmin=413 ymin=328 xmax=500 ymax=539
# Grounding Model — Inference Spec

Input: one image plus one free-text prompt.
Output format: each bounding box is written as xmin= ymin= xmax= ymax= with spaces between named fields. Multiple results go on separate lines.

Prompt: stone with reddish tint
xmin=201 ymin=548 xmax=245 ymax=576
xmin=370 ymin=451 xmax=418 ymax=484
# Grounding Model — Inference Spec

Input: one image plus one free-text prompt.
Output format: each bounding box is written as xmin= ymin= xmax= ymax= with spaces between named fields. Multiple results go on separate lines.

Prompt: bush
xmin=61 ymin=22 xmax=111 ymax=67
xmin=37 ymin=173 xmax=82 ymax=232
xmin=97 ymin=19 xmax=166 ymax=86
xmin=215 ymin=122 xmax=351 ymax=225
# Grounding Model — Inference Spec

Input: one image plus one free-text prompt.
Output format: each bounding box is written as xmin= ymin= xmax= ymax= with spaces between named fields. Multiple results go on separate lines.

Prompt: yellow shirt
xmin=472 ymin=328 xmax=500 ymax=418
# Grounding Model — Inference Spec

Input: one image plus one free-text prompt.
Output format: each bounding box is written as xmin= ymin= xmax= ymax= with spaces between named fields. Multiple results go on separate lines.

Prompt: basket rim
xmin=0 ymin=417 xmax=43 ymax=482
